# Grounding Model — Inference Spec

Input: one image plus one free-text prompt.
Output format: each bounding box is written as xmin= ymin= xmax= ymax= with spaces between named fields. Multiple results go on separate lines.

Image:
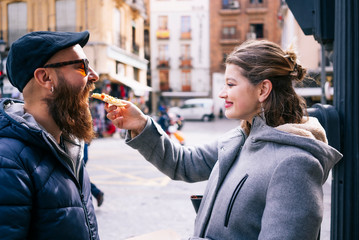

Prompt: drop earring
xmin=50 ymin=86 xmax=54 ymax=93
xmin=260 ymin=103 xmax=266 ymax=123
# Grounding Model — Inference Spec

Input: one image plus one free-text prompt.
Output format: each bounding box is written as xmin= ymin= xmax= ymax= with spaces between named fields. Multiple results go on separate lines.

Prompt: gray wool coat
xmin=126 ymin=116 xmax=342 ymax=240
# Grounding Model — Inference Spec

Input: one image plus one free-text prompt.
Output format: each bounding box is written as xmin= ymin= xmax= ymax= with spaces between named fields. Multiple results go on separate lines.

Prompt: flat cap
xmin=6 ymin=31 xmax=90 ymax=92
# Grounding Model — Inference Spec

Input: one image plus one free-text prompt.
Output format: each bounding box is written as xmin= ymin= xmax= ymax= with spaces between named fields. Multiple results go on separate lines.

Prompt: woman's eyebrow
xmin=226 ymin=77 xmax=237 ymax=82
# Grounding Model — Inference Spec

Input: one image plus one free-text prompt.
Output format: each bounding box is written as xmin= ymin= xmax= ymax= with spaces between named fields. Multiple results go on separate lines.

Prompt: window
xmin=157 ymin=16 xmax=170 ymax=39
xmin=181 ymin=16 xmax=191 ymax=39
xmin=7 ymin=2 xmax=27 ymax=45
xmin=158 ymin=44 xmax=169 ymax=60
xmin=56 ymin=0 xmax=76 ymax=32
xmin=158 ymin=16 xmax=168 ymax=30
xmin=116 ymin=62 xmax=125 ymax=76
xmin=159 ymin=70 xmax=170 ymax=91
xmin=113 ymin=8 xmax=122 ymax=48
xmin=222 ymin=0 xmax=230 ymax=8
xmin=144 ymin=29 xmax=150 ymax=57
xmin=132 ymin=20 xmax=136 ymax=44
xmin=158 ymin=45 xmax=169 ymax=68
xmin=134 ymin=68 xmax=139 ymax=81
xmin=181 ymin=70 xmax=191 ymax=91
xmin=222 ymin=26 xmax=237 ymax=39
xmin=249 ymin=24 xmax=264 ymax=39
xmin=250 ymin=0 xmax=263 ymax=3
xmin=181 ymin=44 xmax=191 ymax=59
xmin=222 ymin=0 xmax=240 ymax=9
xmin=132 ymin=20 xmax=139 ymax=54
xmin=180 ymin=44 xmax=191 ymax=68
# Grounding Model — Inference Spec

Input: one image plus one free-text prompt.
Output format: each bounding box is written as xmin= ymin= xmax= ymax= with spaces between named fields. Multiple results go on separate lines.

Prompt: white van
xmin=169 ymin=98 xmax=215 ymax=121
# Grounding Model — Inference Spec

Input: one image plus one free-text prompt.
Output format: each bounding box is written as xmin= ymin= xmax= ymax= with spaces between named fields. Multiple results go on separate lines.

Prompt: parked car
xmin=168 ymin=98 xmax=215 ymax=121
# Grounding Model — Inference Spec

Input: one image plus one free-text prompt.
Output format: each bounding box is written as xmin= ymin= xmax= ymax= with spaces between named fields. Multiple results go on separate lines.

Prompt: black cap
xmin=6 ymin=31 xmax=90 ymax=92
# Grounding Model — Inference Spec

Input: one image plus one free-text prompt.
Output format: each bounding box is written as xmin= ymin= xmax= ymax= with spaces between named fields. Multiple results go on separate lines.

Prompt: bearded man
xmin=0 ymin=31 xmax=100 ymax=239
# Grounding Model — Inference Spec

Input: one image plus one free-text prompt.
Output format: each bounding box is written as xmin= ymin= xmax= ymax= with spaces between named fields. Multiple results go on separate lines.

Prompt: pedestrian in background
xmin=157 ymin=108 xmax=170 ymax=135
xmin=106 ymin=39 xmax=343 ymax=240
xmin=84 ymin=143 xmax=105 ymax=207
xmin=0 ymin=31 xmax=100 ymax=239
xmin=168 ymin=112 xmax=185 ymax=145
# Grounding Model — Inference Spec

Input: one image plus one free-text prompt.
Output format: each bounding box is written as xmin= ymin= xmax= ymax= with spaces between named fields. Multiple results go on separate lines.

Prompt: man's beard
xmin=45 ymin=73 xmax=96 ymax=143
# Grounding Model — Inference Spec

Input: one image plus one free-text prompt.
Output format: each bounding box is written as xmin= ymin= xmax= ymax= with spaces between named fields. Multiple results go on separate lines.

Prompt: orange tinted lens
xmin=79 ymin=62 xmax=86 ymax=76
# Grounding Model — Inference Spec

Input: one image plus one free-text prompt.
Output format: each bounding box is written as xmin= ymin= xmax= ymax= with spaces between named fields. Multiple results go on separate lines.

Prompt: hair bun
xmin=295 ymin=64 xmax=306 ymax=81
xmin=284 ymin=51 xmax=306 ymax=82
xmin=284 ymin=51 xmax=297 ymax=64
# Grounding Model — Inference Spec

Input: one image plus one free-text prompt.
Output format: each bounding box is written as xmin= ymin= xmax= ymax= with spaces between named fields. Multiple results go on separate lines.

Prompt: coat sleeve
xmin=126 ymin=118 xmax=219 ymax=182
xmin=0 ymin=148 xmax=33 ymax=239
xmin=259 ymin=153 xmax=324 ymax=240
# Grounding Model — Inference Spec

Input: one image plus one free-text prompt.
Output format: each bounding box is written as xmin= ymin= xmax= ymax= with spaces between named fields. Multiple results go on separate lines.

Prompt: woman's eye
xmin=227 ymin=83 xmax=235 ymax=87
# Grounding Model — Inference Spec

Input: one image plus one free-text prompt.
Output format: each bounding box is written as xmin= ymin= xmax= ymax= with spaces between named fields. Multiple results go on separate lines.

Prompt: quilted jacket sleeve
xmin=0 ymin=142 xmax=33 ymax=239
xmin=126 ymin=118 xmax=219 ymax=183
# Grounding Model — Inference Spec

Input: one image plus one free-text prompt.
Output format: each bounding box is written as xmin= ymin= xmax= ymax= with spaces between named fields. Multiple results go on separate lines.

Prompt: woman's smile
xmin=224 ymin=101 xmax=233 ymax=108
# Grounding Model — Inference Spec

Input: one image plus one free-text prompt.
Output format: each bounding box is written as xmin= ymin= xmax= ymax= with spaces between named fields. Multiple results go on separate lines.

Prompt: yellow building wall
xmin=0 ymin=0 xmax=149 ymax=95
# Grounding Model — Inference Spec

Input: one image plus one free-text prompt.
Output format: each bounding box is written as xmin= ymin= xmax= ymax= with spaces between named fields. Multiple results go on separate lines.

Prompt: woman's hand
xmin=105 ymin=100 xmax=148 ymax=138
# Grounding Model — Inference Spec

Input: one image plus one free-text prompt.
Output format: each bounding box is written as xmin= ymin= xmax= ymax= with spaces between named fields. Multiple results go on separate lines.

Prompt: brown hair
xmin=225 ymin=40 xmax=307 ymax=132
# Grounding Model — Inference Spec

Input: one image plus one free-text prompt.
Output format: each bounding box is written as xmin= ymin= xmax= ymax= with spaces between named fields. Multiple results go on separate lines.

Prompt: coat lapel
xmin=195 ymin=127 xmax=246 ymax=237
xmin=217 ymin=127 xmax=246 ymax=188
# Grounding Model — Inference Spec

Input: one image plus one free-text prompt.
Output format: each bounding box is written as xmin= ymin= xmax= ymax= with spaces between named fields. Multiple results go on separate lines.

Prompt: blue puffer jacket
xmin=0 ymin=98 xmax=99 ymax=240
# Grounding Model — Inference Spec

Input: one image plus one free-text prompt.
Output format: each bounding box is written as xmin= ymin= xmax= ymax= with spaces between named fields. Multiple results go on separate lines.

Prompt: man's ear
xmin=258 ymin=79 xmax=272 ymax=103
xmin=34 ymin=68 xmax=53 ymax=91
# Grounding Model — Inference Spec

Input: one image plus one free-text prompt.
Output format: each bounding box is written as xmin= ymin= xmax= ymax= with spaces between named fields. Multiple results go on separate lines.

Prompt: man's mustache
xmin=86 ymin=82 xmax=96 ymax=92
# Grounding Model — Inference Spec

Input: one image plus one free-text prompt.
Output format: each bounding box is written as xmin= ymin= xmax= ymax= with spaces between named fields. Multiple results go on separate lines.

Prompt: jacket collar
xmin=217 ymin=127 xmax=246 ymax=188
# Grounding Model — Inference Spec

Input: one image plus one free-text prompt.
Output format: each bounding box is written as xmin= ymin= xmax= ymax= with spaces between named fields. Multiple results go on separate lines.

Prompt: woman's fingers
xmin=107 ymin=108 xmax=121 ymax=120
xmin=112 ymin=116 xmax=124 ymax=129
xmin=104 ymin=100 xmax=146 ymax=132
xmin=105 ymin=103 xmax=118 ymax=112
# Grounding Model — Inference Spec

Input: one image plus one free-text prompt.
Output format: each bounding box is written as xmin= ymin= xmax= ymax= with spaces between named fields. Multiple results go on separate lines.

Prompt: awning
xmin=109 ymin=73 xmax=152 ymax=96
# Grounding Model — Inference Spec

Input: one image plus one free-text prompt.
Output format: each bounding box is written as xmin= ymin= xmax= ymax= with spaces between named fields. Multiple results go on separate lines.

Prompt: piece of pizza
xmin=91 ymin=93 xmax=126 ymax=107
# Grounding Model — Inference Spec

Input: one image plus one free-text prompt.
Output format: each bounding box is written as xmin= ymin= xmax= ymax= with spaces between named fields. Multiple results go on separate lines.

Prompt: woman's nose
xmin=218 ymin=87 xmax=227 ymax=98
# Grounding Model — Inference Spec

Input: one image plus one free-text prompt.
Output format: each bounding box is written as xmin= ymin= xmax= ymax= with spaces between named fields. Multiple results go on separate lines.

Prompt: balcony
xmin=219 ymin=0 xmax=241 ymax=15
xmin=182 ymin=85 xmax=191 ymax=91
xmin=245 ymin=1 xmax=268 ymax=14
xmin=180 ymin=31 xmax=192 ymax=40
xmin=179 ymin=56 xmax=193 ymax=69
xmin=160 ymin=81 xmax=170 ymax=91
xmin=220 ymin=31 xmax=240 ymax=45
xmin=157 ymin=57 xmax=170 ymax=69
xmin=156 ymin=29 xmax=170 ymax=39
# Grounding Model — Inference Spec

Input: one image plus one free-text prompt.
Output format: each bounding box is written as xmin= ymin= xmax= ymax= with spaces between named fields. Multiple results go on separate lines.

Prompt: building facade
xmin=210 ymin=0 xmax=282 ymax=73
xmin=279 ymin=1 xmax=334 ymax=105
xmin=210 ymin=0 xmax=282 ymax=116
xmin=149 ymin=0 xmax=210 ymax=110
xmin=279 ymin=2 xmax=321 ymax=71
xmin=0 ymin=0 xmax=151 ymax=106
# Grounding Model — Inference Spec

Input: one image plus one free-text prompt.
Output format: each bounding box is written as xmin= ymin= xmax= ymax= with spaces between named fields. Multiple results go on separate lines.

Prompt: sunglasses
xmin=43 ymin=58 xmax=89 ymax=77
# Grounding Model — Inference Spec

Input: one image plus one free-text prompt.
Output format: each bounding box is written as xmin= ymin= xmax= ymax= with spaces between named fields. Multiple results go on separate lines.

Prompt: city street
xmin=86 ymin=117 xmax=332 ymax=240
